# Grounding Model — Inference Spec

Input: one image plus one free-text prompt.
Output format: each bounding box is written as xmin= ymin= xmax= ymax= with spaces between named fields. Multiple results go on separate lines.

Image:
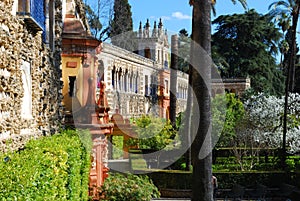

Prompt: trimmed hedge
xmin=0 ymin=129 xmax=92 ymax=200
xmin=147 ymin=170 xmax=193 ymax=189
xmin=213 ymin=171 xmax=299 ymax=189
xmin=146 ymin=170 xmax=300 ymax=190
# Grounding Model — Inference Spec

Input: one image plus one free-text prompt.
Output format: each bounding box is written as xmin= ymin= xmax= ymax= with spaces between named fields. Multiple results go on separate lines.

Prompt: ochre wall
xmin=62 ymin=57 xmax=83 ymax=112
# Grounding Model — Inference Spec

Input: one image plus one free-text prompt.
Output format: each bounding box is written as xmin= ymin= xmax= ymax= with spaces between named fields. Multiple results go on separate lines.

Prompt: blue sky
xmin=128 ymin=0 xmax=276 ymax=35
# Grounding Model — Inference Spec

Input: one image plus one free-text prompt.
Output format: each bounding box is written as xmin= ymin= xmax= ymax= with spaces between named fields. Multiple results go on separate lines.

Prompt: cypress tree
xmin=109 ymin=0 xmax=135 ymax=51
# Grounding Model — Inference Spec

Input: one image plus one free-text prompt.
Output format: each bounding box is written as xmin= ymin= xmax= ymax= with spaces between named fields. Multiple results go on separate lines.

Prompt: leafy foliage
xmin=212 ymin=92 xmax=300 ymax=170
xmin=269 ymin=0 xmax=300 ymax=92
xmin=0 ymin=129 xmax=92 ymax=200
xmin=98 ymin=173 xmax=160 ymax=201
xmin=148 ymin=170 xmax=300 ymax=190
xmin=212 ymin=9 xmax=285 ymax=95
xmin=111 ymin=136 xmax=124 ymax=159
xmin=212 ymin=93 xmax=245 ymax=147
xmin=177 ymin=29 xmax=191 ymax=73
xmin=128 ymin=115 xmax=179 ymax=150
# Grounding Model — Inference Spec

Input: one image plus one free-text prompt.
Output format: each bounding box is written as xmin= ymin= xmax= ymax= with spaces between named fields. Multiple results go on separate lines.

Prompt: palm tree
xmin=269 ymin=0 xmax=300 ymax=92
xmin=211 ymin=0 xmax=248 ymax=16
xmin=269 ymin=0 xmax=300 ymax=169
xmin=188 ymin=0 xmax=247 ymax=200
xmin=189 ymin=0 xmax=213 ymax=200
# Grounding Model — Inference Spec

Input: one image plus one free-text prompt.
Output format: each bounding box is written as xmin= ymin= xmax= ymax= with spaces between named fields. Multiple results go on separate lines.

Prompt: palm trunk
xmin=289 ymin=3 xmax=300 ymax=92
xmin=190 ymin=0 xmax=213 ymax=200
xmin=282 ymin=2 xmax=300 ymax=169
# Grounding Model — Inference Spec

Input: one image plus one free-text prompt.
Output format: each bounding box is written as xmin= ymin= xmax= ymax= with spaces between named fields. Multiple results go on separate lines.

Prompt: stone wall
xmin=0 ymin=0 xmax=63 ymax=152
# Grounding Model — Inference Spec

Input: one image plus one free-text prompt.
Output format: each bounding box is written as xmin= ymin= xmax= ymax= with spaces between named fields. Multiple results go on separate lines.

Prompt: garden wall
xmin=0 ymin=0 xmax=63 ymax=152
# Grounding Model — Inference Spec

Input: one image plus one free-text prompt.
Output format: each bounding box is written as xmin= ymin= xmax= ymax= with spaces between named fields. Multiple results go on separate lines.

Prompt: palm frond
xmin=238 ymin=0 xmax=248 ymax=10
xmin=212 ymin=0 xmax=247 ymax=16
xmin=268 ymin=1 xmax=293 ymax=11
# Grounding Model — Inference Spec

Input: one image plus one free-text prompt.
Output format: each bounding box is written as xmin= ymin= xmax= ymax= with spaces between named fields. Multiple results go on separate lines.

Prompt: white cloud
xmin=171 ymin=12 xmax=192 ymax=20
xmin=161 ymin=16 xmax=171 ymax=21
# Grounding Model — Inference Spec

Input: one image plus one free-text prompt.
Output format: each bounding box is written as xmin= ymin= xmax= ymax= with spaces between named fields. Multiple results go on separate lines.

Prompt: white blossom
xmin=244 ymin=93 xmax=300 ymax=154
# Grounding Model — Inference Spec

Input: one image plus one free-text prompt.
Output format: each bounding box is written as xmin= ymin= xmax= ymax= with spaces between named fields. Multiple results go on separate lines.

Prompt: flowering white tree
xmin=244 ymin=93 xmax=300 ymax=154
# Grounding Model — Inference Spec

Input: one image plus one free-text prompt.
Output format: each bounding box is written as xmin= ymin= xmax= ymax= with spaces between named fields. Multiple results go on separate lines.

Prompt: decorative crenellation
xmin=138 ymin=18 xmax=168 ymax=40
xmin=136 ymin=19 xmax=170 ymax=67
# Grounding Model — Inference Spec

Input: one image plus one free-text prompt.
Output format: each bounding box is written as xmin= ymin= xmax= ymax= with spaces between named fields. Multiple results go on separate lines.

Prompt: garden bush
xmin=98 ymin=173 xmax=160 ymax=201
xmin=146 ymin=170 xmax=300 ymax=190
xmin=128 ymin=115 xmax=179 ymax=150
xmin=0 ymin=129 xmax=92 ymax=200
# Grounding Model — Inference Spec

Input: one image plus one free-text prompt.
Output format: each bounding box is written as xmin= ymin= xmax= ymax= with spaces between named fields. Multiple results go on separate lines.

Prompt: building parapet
xmin=222 ymin=78 xmax=251 ymax=84
xmin=102 ymin=42 xmax=159 ymax=69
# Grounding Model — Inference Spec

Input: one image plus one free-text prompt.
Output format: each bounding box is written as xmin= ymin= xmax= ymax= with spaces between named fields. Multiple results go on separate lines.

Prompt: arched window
xmin=145 ymin=75 xmax=149 ymax=96
xmin=118 ymin=68 xmax=122 ymax=91
xmin=124 ymin=69 xmax=128 ymax=92
xmin=129 ymin=73 xmax=133 ymax=92
xmin=135 ymin=74 xmax=138 ymax=93
xmin=112 ymin=66 xmax=115 ymax=89
xmin=164 ymin=79 xmax=169 ymax=94
xmin=97 ymin=60 xmax=104 ymax=90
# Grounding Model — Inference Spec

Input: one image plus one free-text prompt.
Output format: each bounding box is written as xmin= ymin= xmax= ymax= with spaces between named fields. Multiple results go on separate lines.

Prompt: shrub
xmin=0 ymin=129 xmax=92 ymax=200
xmin=146 ymin=170 xmax=300 ymax=190
xmin=99 ymin=173 xmax=160 ymax=201
xmin=128 ymin=115 xmax=178 ymax=150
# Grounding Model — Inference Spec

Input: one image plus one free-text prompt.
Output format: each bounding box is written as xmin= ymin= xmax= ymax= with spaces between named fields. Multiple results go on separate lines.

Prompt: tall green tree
xmin=109 ymin=0 xmax=135 ymax=50
xmin=269 ymin=0 xmax=300 ymax=92
xmin=269 ymin=0 xmax=300 ymax=169
xmin=212 ymin=9 xmax=284 ymax=95
xmin=178 ymin=29 xmax=191 ymax=73
xmin=212 ymin=93 xmax=245 ymax=148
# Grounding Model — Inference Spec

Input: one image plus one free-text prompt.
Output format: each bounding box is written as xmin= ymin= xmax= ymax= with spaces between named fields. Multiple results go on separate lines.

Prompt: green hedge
xmin=98 ymin=173 xmax=160 ymax=201
xmin=146 ymin=170 xmax=300 ymax=190
xmin=0 ymin=129 xmax=92 ymax=200
xmin=213 ymin=171 xmax=299 ymax=189
xmin=147 ymin=170 xmax=193 ymax=189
